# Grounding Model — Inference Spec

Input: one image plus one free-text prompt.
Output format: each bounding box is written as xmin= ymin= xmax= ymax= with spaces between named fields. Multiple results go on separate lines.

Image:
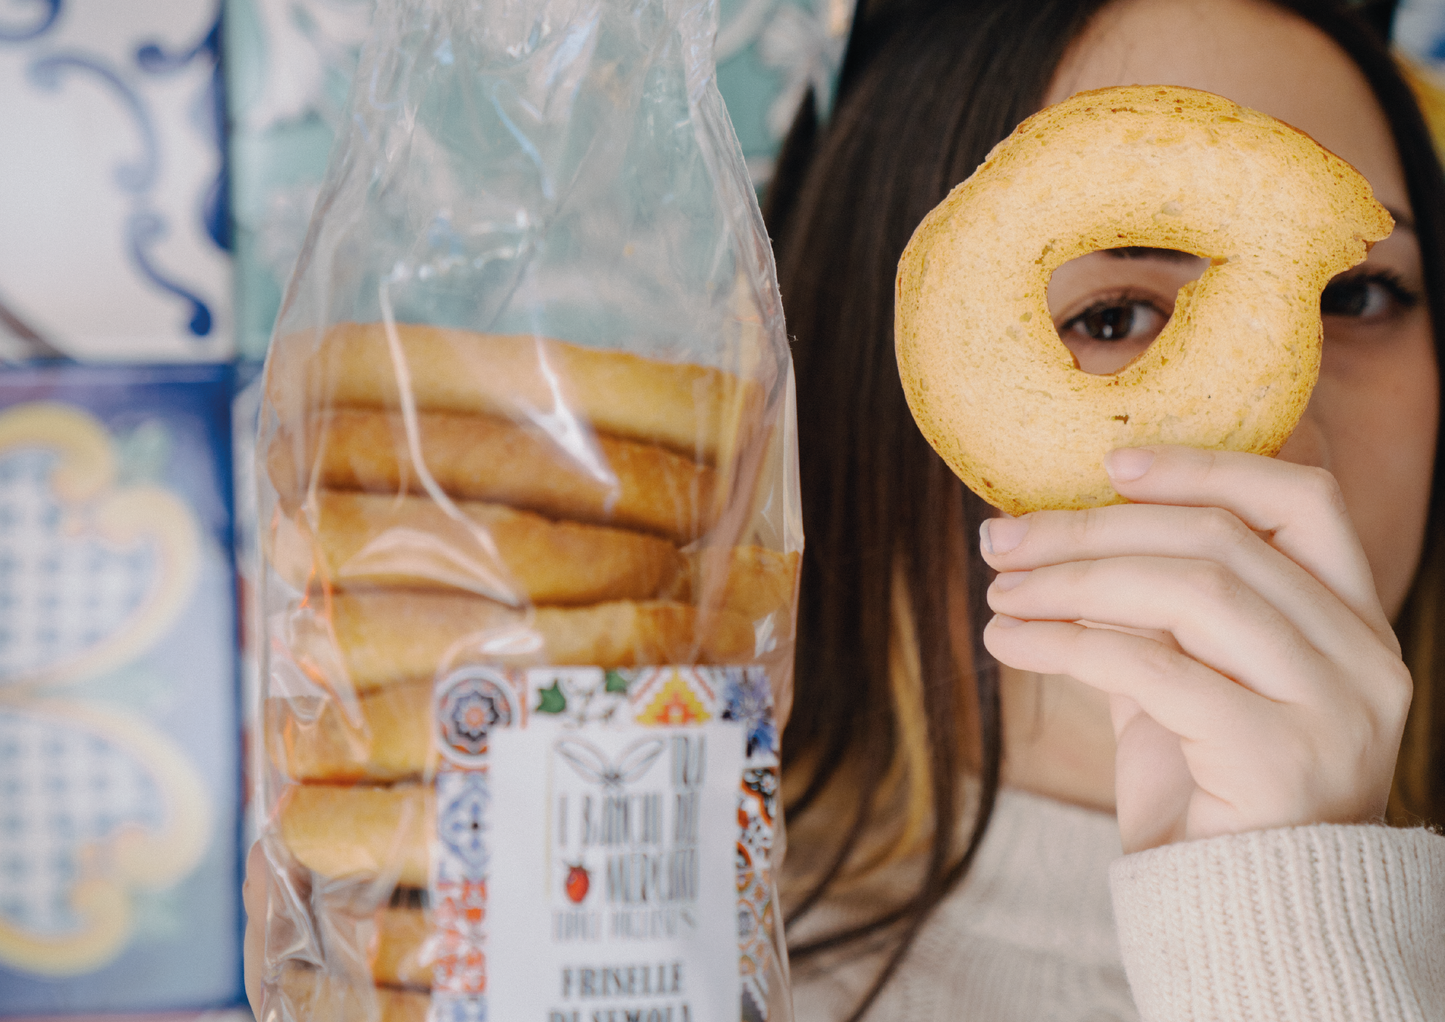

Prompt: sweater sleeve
xmin=1108 ymin=824 xmax=1445 ymax=1022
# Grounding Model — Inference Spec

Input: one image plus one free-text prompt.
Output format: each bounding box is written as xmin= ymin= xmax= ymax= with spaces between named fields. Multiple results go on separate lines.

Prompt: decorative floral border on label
xmin=429 ymin=665 xmax=779 ymax=1022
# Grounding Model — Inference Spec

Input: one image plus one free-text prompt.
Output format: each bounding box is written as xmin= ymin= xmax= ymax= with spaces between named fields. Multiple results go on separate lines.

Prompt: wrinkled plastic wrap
xmin=251 ymin=0 xmax=800 ymax=1020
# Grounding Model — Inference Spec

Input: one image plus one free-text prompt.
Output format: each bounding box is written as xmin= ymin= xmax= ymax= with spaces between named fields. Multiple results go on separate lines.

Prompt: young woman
xmin=768 ymin=0 xmax=1445 ymax=1018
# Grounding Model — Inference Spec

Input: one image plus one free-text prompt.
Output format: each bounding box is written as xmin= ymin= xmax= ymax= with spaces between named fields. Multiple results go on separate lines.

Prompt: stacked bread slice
xmin=261 ymin=322 xmax=798 ymax=1010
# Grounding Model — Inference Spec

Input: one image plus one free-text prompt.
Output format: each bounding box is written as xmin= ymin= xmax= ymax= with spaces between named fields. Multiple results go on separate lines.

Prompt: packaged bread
xmin=249 ymin=1 xmax=800 ymax=1020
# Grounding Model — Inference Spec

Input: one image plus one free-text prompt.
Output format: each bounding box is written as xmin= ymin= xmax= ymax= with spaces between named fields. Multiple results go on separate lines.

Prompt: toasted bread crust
xmin=277 ymin=961 xmax=429 ymax=1022
xmin=266 ymin=322 xmax=762 ymax=464
xmin=895 ymin=85 xmax=1394 ymax=514
xmin=372 ymin=907 xmax=433 ymax=988
xmin=266 ymin=680 xmax=437 ymax=783
xmin=283 ymin=591 xmax=757 ymax=696
xmin=268 ymin=409 xmax=717 ymax=544
xmin=271 ymin=490 xmax=688 ymax=604
xmin=277 ymin=784 xmax=433 ymax=887
xmin=267 ymin=546 xmax=797 ymax=782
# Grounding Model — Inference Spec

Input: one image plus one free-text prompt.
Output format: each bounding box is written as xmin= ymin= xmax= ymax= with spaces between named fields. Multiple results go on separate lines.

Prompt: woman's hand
xmin=979 ymin=445 xmax=1412 ymax=854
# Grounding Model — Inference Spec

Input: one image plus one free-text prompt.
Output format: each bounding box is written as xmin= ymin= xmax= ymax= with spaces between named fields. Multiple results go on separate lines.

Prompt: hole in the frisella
xmin=1047 ymin=247 xmax=1209 ymax=375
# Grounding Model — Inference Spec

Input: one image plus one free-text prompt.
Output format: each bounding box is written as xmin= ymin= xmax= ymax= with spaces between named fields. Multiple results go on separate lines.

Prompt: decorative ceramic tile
xmin=223 ymin=0 xmax=851 ymax=359
xmin=1390 ymin=3 xmax=1445 ymax=153
xmin=0 ymin=1 xmax=231 ymax=361
xmin=223 ymin=0 xmax=374 ymax=361
xmin=0 ymin=365 xmax=242 ymax=1015
xmin=1398 ymin=0 xmax=1445 ymax=65
xmin=716 ymin=0 xmax=849 ymax=184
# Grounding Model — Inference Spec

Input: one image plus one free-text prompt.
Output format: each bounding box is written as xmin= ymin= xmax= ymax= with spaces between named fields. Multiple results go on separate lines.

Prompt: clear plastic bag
xmin=250 ymin=0 xmax=799 ymax=1019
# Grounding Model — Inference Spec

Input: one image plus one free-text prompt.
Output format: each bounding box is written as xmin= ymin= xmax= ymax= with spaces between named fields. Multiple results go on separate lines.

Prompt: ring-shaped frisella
xmin=895 ymin=85 xmax=1394 ymax=515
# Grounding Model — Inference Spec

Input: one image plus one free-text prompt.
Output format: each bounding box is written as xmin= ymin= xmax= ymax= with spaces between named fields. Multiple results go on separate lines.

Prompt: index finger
xmin=1103 ymin=445 xmax=1395 ymax=647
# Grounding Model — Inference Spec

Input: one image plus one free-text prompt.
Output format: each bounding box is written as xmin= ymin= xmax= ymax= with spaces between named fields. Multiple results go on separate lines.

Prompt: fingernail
xmin=1105 ymin=448 xmax=1156 ymax=482
xmin=981 ymin=517 xmax=1028 ymax=555
xmin=992 ymin=571 xmax=1028 ymax=592
xmin=991 ymin=613 xmax=1024 ymax=628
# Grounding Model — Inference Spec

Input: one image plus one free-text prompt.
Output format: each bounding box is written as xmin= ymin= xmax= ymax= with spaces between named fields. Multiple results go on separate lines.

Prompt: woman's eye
xmin=1320 ymin=271 xmax=1419 ymax=321
xmin=1060 ymin=299 xmax=1167 ymax=343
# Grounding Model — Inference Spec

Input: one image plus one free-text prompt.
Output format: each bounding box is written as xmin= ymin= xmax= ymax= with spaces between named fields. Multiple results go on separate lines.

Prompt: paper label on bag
xmin=430 ymin=665 xmax=779 ymax=1022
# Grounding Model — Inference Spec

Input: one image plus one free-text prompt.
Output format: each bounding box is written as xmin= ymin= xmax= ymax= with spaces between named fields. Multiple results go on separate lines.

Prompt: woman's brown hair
xmin=766 ymin=0 xmax=1445 ymax=1018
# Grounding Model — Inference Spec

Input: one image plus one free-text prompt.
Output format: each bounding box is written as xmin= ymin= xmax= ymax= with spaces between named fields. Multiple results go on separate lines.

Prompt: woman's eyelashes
xmin=1052 ymin=291 xmax=1173 ymax=375
xmin=1058 ymin=292 xmax=1171 ymax=344
xmin=1320 ymin=269 xmax=1420 ymax=321
xmin=1055 ymin=269 xmax=1421 ymax=350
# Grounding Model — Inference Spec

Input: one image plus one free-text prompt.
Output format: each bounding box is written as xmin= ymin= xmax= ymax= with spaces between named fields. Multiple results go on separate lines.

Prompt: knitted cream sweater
xmin=788 ymin=788 xmax=1445 ymax=1022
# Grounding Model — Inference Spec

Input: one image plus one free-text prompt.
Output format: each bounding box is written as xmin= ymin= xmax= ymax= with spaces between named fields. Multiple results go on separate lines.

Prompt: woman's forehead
xmin=1044 ymin=0 xmax=1410 ymax=217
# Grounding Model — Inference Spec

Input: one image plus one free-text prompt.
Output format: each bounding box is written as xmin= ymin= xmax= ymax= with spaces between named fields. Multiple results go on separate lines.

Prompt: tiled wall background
xmin=0 ymin=0 xmax=1438 ymax=1016
xmin=0 ymin=0 xmax=847 ymax=1015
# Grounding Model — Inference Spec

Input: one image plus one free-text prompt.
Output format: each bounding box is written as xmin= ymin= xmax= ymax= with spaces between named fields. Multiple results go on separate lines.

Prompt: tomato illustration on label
xmin=564 ymin=862 xmax=590 ymax=904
